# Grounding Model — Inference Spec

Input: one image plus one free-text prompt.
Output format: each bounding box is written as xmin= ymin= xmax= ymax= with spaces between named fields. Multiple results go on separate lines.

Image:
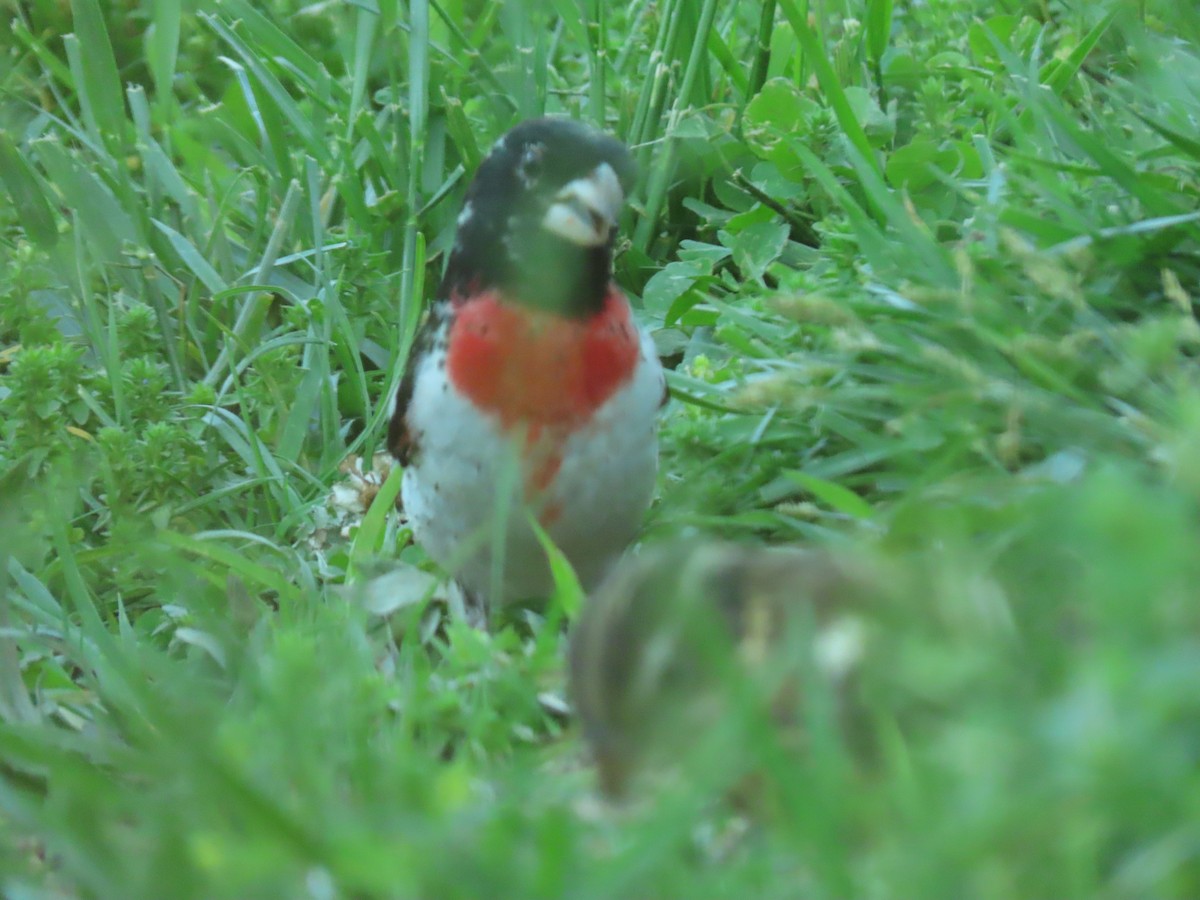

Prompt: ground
xmin=2 ymin=0 xmax=1200 ymax=896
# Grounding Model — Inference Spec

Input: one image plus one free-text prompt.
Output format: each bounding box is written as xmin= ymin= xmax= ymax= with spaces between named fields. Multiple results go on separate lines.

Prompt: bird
xmin=568 ymin=540 xmax=875 ymax=801
xmin=388 ymin=118 xmax=666 ymax=623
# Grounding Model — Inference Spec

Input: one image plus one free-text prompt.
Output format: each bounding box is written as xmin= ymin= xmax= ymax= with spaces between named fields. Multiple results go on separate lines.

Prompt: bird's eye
xmin=517 ymin=142 xmax=545 ymax=184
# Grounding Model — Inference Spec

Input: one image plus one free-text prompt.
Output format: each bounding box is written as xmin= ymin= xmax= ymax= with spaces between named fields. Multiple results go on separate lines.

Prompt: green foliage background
xmin=2 ymin=0 xmax=1200 ymax=895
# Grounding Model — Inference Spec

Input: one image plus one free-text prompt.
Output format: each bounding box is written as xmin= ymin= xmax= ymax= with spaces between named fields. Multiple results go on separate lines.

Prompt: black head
xmin=441 ymin=117 xmax=636 ymax=318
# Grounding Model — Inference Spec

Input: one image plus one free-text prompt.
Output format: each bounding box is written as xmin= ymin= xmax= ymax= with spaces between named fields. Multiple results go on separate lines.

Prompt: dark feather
xmin=388 ymin=304 xmax=449 ymax=465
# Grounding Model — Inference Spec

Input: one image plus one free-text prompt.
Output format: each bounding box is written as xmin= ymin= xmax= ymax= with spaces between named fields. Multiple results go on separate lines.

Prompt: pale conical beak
xmin=541 ymin=162 xmax=624 ymax=247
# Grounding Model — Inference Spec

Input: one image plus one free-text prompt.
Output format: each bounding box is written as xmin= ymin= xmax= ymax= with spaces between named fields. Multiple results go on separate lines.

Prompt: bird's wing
xmin=387 ymin=303 xmax=448 ymax=466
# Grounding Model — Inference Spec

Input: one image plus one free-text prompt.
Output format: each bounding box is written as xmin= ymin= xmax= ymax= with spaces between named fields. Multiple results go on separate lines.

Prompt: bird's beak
xmin=541 ymin=162 xmax=624 ymax=247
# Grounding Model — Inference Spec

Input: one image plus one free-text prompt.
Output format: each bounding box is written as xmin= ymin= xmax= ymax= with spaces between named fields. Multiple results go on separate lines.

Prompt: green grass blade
xmin=67 ymin=0 xmax=127 ymax=149
xmin=778 ymin=0 xmax=882 ymax=179
xmin=0 ymin=134 xmax=58 ymax=247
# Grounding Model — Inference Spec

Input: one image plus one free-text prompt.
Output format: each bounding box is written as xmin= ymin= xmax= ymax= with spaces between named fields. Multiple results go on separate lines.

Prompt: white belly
xmin=401 ymin=329 xmax=663 ymax=603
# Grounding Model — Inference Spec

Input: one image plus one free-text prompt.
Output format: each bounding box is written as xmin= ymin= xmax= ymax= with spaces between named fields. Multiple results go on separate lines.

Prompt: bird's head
xmin=443 ymin=117 xmax=636 ymax=318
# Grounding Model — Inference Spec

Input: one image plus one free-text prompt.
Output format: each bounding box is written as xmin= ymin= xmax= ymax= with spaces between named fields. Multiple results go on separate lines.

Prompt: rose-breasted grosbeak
xmin=388 ymin=118 xmax=665 ymax=618
xmin=569 ymin=541 xmax=873 ymax=800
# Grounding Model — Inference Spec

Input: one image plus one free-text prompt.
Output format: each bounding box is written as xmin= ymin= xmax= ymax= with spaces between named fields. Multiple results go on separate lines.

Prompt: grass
xmin=3 ymin=0 xmax=1200 ymax=895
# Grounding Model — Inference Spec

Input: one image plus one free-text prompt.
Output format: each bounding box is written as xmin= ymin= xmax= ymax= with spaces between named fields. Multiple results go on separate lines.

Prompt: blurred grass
xmin=2 ymin=0 xmax=1200 ymax=896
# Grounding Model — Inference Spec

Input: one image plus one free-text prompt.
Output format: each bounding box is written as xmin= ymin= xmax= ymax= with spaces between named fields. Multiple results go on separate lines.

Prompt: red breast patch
xmin=446 ymin=286 xmax=641 ymax=433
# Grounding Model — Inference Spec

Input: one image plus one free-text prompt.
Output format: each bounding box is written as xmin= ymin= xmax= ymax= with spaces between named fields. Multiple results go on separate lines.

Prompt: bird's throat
xmin=444 ymin=230 xmax=614 ymax=319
